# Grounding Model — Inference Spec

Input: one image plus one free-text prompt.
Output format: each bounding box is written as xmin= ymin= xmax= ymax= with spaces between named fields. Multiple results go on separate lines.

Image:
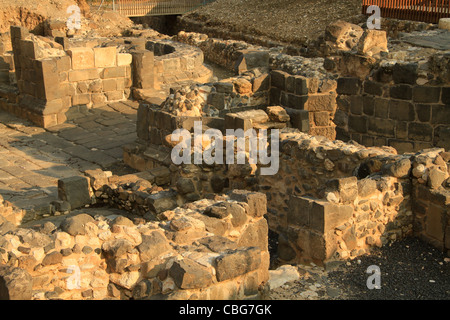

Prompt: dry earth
xmin=186 ymin=0 xmax=363 ymax=44
xmin=0 ymin=0 xmax=133 ymax=36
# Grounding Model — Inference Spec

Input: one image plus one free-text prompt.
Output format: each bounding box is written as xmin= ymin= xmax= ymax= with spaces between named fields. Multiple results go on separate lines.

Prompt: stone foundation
xmin=0 ymin=168 xmax=270 ymax=300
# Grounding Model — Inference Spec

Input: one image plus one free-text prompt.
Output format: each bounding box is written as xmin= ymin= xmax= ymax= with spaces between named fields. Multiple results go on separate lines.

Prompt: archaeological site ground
xmin=0 ymin=0 xmax=449 ymax=302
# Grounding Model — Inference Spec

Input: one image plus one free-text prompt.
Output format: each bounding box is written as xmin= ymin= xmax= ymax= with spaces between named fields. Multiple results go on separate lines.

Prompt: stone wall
xmin=0 ymin=39 xmax=14 ymax=85
xmin=8 ymin=26 xmax=133 ymax=127
xmin=3 ymin=27 xmax=216 ymax=128
xmin=0 ymin=167 xmax=270 ymax=300
xmin=124 ymin=114 xmax=450 ymax=265
xmin=335 ymin=75 xmax=450 ymax=153
xmin=269 ymin=69 xmax=337 ymax=140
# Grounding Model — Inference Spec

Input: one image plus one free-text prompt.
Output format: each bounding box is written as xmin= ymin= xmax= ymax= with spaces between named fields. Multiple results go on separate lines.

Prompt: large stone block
xmin=389 ymin=84 xmax=412 ymax=100
xmin=131 ymin=51 xmax=154 ymax=89
xmin=408 ymin=122 xmax=433 ymax=142
xmin=137 ymin=231 xmax=172 ymax=261
xmin=0 ymin=265 xmax=32 ymax=300
xmin=431 ymin=105 xmax=450 ymax=125
xmin=117 ymin=53 xmax=132 ymax=66
xmin=93 ymin=46 xmax=117 ymax=68
xmin=58 ymin=176 xmax=91 ymax=209
xmin=228 ymin=190 xmax=267 ymax=217
xmin=101 ymin=66 xmax=126 ymax=79
xmin=214 ymin=247 xmax=261 ymax=282
xmin=310 ymin=200 xmax=353 ymax=233
xmin=304 ymin=93 xmax=337 ymax=112
xmin=169 ymin=258 xmax=214 ymax=289
xmin=288 ymin=195 xmax=313 ymax=227
xmin=389 ymin=100 xmax=415 ymax=121
xmin=392 ymin=63 xmax=418 ymax=85
xmin=271 ymin=70 xmax=288 ymax=90
xmin=67 ymin=47 xmax=95 ymax=70
xmin=285 ymin=108 xmax=309 ymax=132
xmin=413 ymin=86 xmax=441 ymax=103
xmin=235 ymin=50 xmax=270 ymax=74
xmin=337 ymin=77 xmax=361 ymax=95
xmin=426 ymin=204 xmax=445 ymax=242
xmin=368 ymin=117 xmax=395 ymax=137
xmin=68 ymin=69 xmax=100 ymax=82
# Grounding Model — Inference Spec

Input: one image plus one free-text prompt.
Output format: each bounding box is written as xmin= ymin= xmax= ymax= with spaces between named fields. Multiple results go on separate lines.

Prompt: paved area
xmin=400 ymin=29 xmax=450 ymax=51
xmin=0 ymin=100 xmax=139 ymax=217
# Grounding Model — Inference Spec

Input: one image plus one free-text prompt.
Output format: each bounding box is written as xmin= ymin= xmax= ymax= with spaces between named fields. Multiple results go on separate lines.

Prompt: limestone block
xmin=310 ymin=200 xmax=353 ymax=233
xmin=67 ymin=47 xmax=95 ymax=70
xmin=105 ymin=90 xmax=124 ymax=101
xmin=72 ymin=94 xmax=91 ymax=106
xmin=93 ymin=46 xmax=117 ymax=68
xmin=215 ymin=247 xmax=261 ymax=282
xmin=117 ymin=53 xmax=132 ymax=66
xmin=68 ymin=69 xmax=100 ymax=82
xmin=169 ymin=258 xmax=214 ymax=289
xmin=438 ymin=18 xmax=450 ymax=30
xmin=101 ymin=66 xmax=126 ymax=79
xmin=357 ymin=29 xmax=388 ymax=57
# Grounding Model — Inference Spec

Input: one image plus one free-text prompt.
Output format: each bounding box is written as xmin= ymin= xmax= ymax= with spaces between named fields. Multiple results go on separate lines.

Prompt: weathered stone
xmin=42 ymin=251 xmax=63 ymax=266
xmin=203 ymin=201 xmax=235 ymax=219
xmin=237 ymin=218 xmax=268 ymax=251
xmin=310 ymin=201 xmax=353 ymax=233
xmin=215 ymin=247 xmax=261 ymax=282
xmin=146 ymin=190 xmax=177 ymax=214
xmin=266 ymin=106 xmax=290 ymax=122
xmin=137 ymin=231 xmax=172 ymax=261
xmin=197 ymin=236 xmax=238 ymax=252
xmin=169 ymin=258 xmax=214 ymax=289
xmin=93 ymin=46 xmax=116 ymax=68
xmin=357 ymin=178 xmax=378 ymax=198
xmin=428 ymin=167 xmax=447 ymax=189
xmin=228 ymin=190 xmax=267 ymax=217
xmin=0 ymin=265 xmax=32 ymax=300
xmin=235 ymin=50 xmax=269 ymax=73
xmin=60 ymin=213 xmax=94 ymax=236
xmin=58 ymin=176 xmax=91 ymax=209
xmin=176 ymin=178 xmax=195 ymax=194
xmin=67 ymin=47 xmax=94 ymax=70
xmin=102 ymin=238 xmax=134 ymax=258
xmin=357 ymin=29 xmax=388 ymax=57
xmin=132 ymin=279 xmax=153 ymax=299
xmin=386 ymin=158 xmax=411 ymax=178
xmin=113 ymin=216 xmax=134 ymax=227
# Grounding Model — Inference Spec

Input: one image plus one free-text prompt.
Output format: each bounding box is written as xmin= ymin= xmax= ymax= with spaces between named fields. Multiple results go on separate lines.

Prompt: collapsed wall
xmin=124 ymin=103 xmax=450 ymax=266
xmin=0 ymin=168 xmax=270 ymax=300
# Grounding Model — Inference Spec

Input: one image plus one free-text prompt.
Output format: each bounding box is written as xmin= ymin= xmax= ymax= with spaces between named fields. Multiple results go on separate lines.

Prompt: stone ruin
xmin=0 ymin=15 xmax=449 ymax=300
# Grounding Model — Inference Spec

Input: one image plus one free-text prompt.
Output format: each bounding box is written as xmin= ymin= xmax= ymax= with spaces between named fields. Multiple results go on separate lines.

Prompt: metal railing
xmin=114 ymin=0 xmax=214 ymax=17
xmin=362 ymin=0 xmax=450 ymax=23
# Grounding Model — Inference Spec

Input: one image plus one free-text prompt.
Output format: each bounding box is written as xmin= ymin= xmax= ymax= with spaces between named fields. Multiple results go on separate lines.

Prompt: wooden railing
xmin=115 ymin=0 xmax=213 ymax=17
xmin=362 ymin=0 xmax=450 ymax=23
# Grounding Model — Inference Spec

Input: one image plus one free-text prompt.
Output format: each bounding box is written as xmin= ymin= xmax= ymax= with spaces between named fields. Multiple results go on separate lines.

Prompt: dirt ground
xmin=268 ymin=237 xmax=450 ymax=300
xmin=0 ymin=0 xmax=133 ymax=36
xmin=186 ymin=0 xmax=363 ymax=44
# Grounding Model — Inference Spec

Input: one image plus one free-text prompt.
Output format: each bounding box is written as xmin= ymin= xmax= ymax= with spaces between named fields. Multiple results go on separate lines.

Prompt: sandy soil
xmin=186 ymin=0 xmax=363 ymax=44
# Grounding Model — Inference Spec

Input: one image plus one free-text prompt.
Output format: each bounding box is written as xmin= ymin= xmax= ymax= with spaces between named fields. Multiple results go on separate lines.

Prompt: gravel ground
xmin=269 ymin=237 xmax=450 ymax=300
xmin=187 ymin=0 xmax=363 ymax=44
